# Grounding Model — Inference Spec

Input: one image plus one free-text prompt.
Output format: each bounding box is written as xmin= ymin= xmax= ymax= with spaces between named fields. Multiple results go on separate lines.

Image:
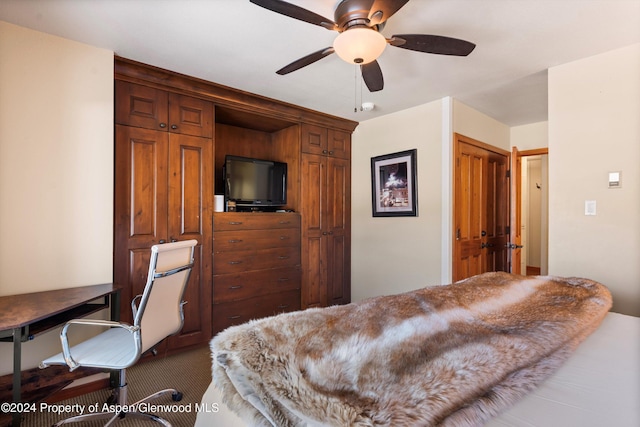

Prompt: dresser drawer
xmin=214 ymin=212 xmax=300 ymax=231
xmin=213 ymin=246 xmax=300 ymax=275
xmin=213 ymin=290 xmax=301 ymax=333
xmin=214 ymin=228 xmax=300 ymax=252
xmin=214 ymin=267 xmax=301 ymax=303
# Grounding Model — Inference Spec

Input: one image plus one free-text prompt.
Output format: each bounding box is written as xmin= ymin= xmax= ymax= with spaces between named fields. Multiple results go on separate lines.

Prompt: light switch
xmin=585 ymin=200 xmax=597 ymax=216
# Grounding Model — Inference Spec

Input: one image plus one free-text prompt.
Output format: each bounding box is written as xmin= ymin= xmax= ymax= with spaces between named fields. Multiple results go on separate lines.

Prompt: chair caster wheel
xmin=172 ymin=391 xmax=183 ymax=401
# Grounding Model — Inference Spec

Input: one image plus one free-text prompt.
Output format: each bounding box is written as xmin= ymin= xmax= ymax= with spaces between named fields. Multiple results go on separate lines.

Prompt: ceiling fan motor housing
xmin=334 ymin=0 xmax=380 ymax=31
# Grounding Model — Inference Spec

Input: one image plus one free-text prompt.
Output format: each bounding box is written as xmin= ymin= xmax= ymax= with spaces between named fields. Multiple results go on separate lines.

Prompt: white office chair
xmin=40 ymin=239 xmax=198 ymax=426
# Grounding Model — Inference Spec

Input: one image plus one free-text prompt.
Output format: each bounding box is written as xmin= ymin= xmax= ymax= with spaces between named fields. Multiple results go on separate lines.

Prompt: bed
xmin=195 ymin=273 xmax=640 ymax=427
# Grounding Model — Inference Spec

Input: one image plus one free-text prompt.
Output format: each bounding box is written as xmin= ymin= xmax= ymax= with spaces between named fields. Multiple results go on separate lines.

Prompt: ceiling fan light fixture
xmin=333 ymin=27 xmax=387 ymax=64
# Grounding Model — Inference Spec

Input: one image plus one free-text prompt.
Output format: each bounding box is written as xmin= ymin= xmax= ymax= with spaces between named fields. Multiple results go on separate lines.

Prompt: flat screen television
xmin=223 ymin=155 xmax=287 ymax=210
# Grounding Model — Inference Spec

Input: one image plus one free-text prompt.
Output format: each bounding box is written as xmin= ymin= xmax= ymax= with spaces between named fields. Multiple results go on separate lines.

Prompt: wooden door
xmin=484 ymin=151 xmax=510 ymax=273
xmin=301 ymin=124 xmax=328 ymax=156
xmin=300 ymin=153 xmax=327 ymax=308
xmin=327 ymin=129 xmax=351 ymax=159
xmin=166 ymin=133 xmax=213 ymax=348
xmin=326 ymin=156 xmax=351 ymax=305
xmin=115 ymin=126 xmax=213 ymax=350
xmin=167 ymin=93 xmax=213 ymax=138
xmin=114 ymin=125 xmax=169 ymax=324
xmin=453 ymin=134 xmax=510 ymax=282
xmin=115 ymin=81 xmax=168 ymax=131
xmin=510 ymin=146 xmax=523 ymax=274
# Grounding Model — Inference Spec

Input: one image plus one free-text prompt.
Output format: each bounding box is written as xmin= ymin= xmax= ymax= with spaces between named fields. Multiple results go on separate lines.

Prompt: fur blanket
xmin=210 ymin=272 xmax=612 ymax=427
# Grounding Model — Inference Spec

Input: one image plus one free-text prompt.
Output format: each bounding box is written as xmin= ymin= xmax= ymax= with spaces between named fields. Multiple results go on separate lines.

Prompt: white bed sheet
xmin=195 ymin=312 xmax=639 ymax=427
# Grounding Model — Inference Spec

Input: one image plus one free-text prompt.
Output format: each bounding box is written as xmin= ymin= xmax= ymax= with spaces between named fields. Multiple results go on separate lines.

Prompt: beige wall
xmin=548 ymin=43 xmax=640 ymax=316
xmin=453 ymin=99 xmax=511 ymax=151
xmin=0 ymin=22 xmax=114 ymax=373
xmin=352 ymin=97 xmax=512 ymax=301
xmin=511 ymin=121 xmax=548 ymax=151
xmin=352 ymin=100 xmax=445 ymax=301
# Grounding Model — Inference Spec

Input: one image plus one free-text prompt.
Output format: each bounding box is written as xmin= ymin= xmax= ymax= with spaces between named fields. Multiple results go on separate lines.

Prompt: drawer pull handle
xmin=228 ymin=239 xmax=243 ymax=243
xmin=228 ymin=315 xmax=241 ymax=320
xmin=278 ymin=256 xmax=290 ymax=260
xmin=228 ymin=221 xmax=243 ymax=225
xmin=229 ymin=285 xmax=243 ymax=290
xmin=279 ymin=236 xmax=289 ymax=240
xmin=228 ymin=261 xmax=243 ymax=265
xmin=278 ymin=278 xmax=290 ymax=282
xmin=278 ymin=220 xmax=291 ymax=224
xmin=277 ymin=305 xmax=289 ymax=309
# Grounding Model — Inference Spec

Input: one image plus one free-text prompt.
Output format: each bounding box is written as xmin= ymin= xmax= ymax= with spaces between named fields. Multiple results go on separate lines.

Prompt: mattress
xmin=195 ymin=312 xmax=639 ymax=427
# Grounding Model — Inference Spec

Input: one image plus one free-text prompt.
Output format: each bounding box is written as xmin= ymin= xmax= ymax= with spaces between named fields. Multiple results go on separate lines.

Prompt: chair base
xmin=54 ymin=408 xmax=173 ymax=427
xmin=53 ymin=369 xmax=182 ymax=427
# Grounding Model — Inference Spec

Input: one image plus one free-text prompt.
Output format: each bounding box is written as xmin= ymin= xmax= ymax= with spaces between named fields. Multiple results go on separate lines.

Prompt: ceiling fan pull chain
xmin=360 ymin=70 xmax=364 ymax=111
xmin=354 ymin=64 xmax=358 ymax=113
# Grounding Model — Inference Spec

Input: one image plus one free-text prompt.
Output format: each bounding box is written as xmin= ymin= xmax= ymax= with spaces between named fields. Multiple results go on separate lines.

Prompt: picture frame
xmin=371 ymin=149 xmax=418 ymax=217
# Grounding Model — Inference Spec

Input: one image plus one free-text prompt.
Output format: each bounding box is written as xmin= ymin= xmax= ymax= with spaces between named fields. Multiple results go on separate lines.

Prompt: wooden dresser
xmin=212 ymin=212 xmax=302 ymax=333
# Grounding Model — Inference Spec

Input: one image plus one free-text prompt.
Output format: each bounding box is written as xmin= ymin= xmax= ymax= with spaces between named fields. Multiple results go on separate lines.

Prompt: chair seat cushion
xmin=41 ymin=327 xmax=140 ymax=370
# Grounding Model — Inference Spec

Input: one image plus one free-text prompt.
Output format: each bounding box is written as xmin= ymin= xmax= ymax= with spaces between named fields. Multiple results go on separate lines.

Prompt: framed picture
xmin=371 ymin=149 xmax=418 ymax=217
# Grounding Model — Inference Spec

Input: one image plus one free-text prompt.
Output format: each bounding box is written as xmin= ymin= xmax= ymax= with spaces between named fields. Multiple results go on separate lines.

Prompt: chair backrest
xmin=134 ymin=239 xmax=197 ymax=353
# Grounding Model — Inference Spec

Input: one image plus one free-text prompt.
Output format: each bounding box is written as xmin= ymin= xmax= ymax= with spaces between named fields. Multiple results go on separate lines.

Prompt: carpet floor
xmin=19 ymin=345 xmax=212 ymax=427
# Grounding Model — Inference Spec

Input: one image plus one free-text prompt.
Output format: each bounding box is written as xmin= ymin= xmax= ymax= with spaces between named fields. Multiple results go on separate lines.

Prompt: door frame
xmin=513 ymin=147 xmax=549 ymax=275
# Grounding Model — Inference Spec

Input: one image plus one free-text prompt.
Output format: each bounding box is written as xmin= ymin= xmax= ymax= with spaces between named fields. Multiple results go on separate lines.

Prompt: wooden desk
xmin=0 ymin=283 xmax=119 ymax=427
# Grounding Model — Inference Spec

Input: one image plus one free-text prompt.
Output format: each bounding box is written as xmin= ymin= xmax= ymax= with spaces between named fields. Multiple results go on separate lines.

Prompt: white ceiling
xmin=1 ymin=0 xmax=639 ymax=126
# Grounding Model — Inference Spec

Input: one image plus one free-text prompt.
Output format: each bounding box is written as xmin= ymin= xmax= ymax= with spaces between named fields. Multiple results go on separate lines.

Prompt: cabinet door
xmin=114 ymin=125 xmax=169 ymax=324
xmin=326 ymin=156 xmax=351 ymax=305
xmin=167 ymin=133 xmax=213 ymax=348
xmin=327 ymin=129 xmax=351 ymax=160
xmin=301 ymin=124 xmax=327 ymax=156
xmin=115 ymin=81 xmax=169 ymax=131
xmin=168 ymin=93 xmax=213 ymax=138
xmin=300 ymin=153 xmax=328 ymax=308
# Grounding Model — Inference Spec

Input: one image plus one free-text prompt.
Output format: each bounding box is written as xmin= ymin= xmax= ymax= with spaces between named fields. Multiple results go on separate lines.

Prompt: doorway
xmin=519 ymin=149 xmax=549 ymax=275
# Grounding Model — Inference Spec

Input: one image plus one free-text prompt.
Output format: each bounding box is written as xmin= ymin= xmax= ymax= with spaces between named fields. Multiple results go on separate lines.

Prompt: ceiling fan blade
xmin=250 ymin=0 xmax=338 ymax=31
xmin=361 ymin=60 xmax=384 ymax=92
xmin=368 ymin=0 xmax=410 ymax=26
xmin=391 ymin=34 xmax=476 ymax=56
xmin=276 ymin=47 xmax=335 ymax=75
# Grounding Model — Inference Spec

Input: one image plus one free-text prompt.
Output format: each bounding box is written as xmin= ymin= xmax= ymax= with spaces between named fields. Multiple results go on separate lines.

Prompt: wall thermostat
xmin=608 ymin=171 xmax=621 ymax=189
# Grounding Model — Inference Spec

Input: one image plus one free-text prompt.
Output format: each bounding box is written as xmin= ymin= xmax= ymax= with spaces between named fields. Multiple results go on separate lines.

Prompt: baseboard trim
xmin=46 ymin=377 xmax=111 ymax=403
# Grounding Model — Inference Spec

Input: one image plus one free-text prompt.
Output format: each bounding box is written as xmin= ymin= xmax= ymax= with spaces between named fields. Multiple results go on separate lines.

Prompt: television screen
xmin=224 ymin=155 xmax=287 ymax=209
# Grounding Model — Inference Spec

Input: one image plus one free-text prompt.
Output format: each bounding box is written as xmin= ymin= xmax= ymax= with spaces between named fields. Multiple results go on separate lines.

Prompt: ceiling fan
xmin=250 ymin=0 xmax=476 ymax=92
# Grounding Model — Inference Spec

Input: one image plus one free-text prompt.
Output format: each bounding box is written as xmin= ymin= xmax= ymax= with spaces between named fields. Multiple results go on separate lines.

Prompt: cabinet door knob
xmin=171 ymin=124 xmax=178 ymax=130
xmin=159 ymin=239 xmax=166 ymax=244
xmin=159 ymin=123 xmax=167 ymax=128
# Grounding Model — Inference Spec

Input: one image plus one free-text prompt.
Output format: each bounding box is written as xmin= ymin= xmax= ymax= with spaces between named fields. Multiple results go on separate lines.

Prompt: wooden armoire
xmin=113 ymin=58 xmax=358 ymax=350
